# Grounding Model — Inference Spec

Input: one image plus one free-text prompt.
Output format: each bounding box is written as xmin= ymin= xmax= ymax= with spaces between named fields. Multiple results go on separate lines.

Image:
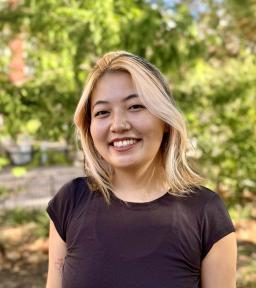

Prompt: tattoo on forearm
xmin=55 ymin=258 xmax=64 ymax=277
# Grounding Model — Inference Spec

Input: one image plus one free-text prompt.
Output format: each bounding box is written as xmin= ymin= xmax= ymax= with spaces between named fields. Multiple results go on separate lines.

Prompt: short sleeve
xmin=201 ymin=193 xmax=235 ymax=258
xmin=46 ymin=180 xmax=74 ymax=242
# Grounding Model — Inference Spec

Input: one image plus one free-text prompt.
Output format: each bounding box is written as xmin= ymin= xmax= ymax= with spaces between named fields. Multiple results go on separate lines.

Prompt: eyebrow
xmin=92 ymin=94 xmax=139 ymax=109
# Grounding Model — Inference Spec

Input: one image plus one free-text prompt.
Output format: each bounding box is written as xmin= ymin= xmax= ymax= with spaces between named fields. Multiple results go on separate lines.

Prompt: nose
xmin=110 ymin=113 xmax=131 ymax=133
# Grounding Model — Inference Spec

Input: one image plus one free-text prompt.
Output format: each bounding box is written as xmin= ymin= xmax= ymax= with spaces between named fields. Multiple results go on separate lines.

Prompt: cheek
xmin=142 ymin=119 xmax=165 ymax=138
xmin=90 ymin=122 xmax=99 ymax=145
xmin=90 ymin=121 xmax=108 ymax=144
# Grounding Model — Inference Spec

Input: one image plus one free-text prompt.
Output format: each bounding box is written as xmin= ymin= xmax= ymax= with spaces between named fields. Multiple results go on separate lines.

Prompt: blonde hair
xmin=74 ymin=51 xmax=202 ymax=204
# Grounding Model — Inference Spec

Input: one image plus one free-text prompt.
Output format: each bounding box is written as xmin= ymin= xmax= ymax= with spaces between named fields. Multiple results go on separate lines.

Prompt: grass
xmin=0 ymin=185 xmax=26 ymax=202
xmin=0 ymin=186 xmax=10 ymax=198
xmin=0 ymin=208 xmax=49 ymax=238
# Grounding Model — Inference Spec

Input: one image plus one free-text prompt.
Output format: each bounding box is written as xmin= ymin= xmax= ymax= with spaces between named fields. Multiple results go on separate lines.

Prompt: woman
xmin=46 ymin=51 xmax=237 ymax=288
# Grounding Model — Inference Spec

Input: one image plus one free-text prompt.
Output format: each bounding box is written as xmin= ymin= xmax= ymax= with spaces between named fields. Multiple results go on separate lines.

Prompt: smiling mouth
xmin=110 ymin=138 xmax=141 ymax=148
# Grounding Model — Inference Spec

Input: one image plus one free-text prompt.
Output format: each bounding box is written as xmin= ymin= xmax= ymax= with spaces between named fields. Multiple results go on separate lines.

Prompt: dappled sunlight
xmin=0 ymin=0 xmax=255 ymax=286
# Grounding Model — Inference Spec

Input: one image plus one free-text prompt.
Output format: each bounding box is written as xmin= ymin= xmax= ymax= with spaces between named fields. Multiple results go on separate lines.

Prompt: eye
xmin=129 ymin=104 xmax=145 ymax=111
xmin=94 ymin=110 xmax=109 ymax=117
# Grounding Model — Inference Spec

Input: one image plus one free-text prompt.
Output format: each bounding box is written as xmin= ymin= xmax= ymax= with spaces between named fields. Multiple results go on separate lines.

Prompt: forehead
xmin=91 ymin=71 xmax=137 ymax=103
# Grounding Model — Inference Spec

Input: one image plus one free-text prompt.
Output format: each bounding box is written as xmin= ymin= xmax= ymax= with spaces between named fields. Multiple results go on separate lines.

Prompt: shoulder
xmin=191 ymin=186 xmax=229 ymax=213
xmin=193 ymin=187 xmax=236 ymax=258
xmin=169 ymin=186 xmax=235 ymax=259
xmin=47 ymin=176 xmax=92 ymax=210
xmin=55 ymin=176 xmax=90 ymax=197
xmin=181 ymin=186 xmax=235 ymax=257
xmin=46 ymin=177 xmax=93 ymax=241
xmin=63 ymin=176 xmax=90 ymax=191
xmin=173 ymin=186 xmax=232 ymax=224
xmin=175 ymin=185 xmax=220 ymax=211
xmin=192 ymin=185 xmax=218 ymax=200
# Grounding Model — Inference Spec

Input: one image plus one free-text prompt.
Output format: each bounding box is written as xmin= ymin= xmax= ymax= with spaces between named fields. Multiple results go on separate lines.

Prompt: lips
xmin=111 ymin=139 xmax=141 ymax=152
xmin=108 ymin=138 xmax=142 ymax=153
xmin=109 ymin=138 xmax=141 ymax=146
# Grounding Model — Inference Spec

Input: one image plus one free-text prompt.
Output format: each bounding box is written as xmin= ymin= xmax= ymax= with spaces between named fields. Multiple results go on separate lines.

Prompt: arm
xmin=201 ymin=232 xmax=237 ymax=288
xmin=46 ymin=220 xmax=67 ymax=288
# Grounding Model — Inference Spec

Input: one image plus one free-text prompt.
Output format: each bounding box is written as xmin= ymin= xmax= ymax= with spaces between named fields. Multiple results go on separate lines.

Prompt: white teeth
xmin=113 ymin=139 xmax=137 ymax=147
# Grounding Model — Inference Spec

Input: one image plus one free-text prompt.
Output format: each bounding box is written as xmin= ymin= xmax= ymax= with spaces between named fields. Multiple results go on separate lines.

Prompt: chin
xmin=111 ymin=160 xmax=139 ymax=169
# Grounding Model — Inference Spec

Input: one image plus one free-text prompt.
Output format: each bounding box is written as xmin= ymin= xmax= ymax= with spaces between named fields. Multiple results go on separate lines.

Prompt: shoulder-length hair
xmin=74 ymin=51 xmax=202 ymax=204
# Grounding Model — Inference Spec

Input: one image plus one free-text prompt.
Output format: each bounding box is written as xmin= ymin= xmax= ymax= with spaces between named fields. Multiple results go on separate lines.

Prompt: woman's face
xmin=90 ymin=71 xmax=166 ymax=172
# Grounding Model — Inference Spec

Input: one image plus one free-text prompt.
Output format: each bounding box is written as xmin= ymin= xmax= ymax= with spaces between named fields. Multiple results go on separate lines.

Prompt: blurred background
xmin=0 ymin=0 xmax=255 ymax=287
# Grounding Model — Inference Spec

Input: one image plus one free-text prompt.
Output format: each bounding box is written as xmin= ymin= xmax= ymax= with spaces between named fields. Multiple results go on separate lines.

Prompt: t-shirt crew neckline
xmin=109 ymin=190 xmax=170 ymax=209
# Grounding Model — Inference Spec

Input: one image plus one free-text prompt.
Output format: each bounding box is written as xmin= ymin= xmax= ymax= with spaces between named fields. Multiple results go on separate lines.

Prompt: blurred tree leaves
xmin=0 ymin=0 xmax=255 ymax=201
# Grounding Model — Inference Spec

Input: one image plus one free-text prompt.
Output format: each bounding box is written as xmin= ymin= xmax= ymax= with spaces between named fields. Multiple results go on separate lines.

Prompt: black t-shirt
xmin=46 ymin=177 xmax=235 ymax=288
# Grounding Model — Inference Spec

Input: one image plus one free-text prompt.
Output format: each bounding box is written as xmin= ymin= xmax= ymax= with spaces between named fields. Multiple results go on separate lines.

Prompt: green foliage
xmin=0 ymin=186 xmax=10 ymax=198
xmin=229 ymin=204 xmax=254 ymax=221
xmin=0 ymin=156 xmax=9 ymax=170
xmin=0 ymin=208 xmax=49 ymax=237
xmin=11 ymin=166 xmax=27 ymax=177
xmin=41 ymin=150 xmax=72 ymax=166
xmin=0 ymin=0 xmax=255 ymax=202
xmin=175 ymin=52 xmax=256 ymax=199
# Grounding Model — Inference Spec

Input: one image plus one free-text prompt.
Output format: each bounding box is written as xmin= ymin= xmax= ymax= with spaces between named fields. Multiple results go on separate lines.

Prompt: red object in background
xmin=8 ymin=0 xmax=25 ymax=85
xmin=8 ymin=36 xmax=25 ymax=84
xmin=9 ymin=0 xmax=19 ymax=9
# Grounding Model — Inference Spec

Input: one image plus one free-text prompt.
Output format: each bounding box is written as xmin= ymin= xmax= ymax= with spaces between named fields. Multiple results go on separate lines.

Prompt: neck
xmin=111 ymin=161 xmax=169 ymax=202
